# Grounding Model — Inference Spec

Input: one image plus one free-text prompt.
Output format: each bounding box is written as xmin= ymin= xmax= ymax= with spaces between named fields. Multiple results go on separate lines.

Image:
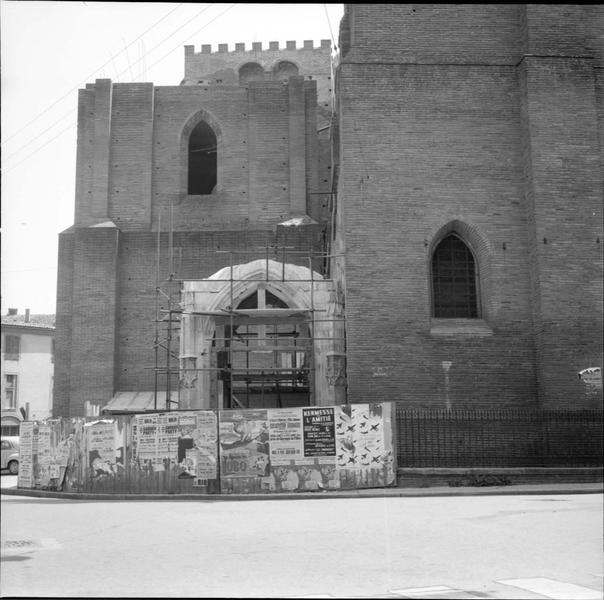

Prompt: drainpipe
xmin=442 ymin=361 xmax=453 ymax=411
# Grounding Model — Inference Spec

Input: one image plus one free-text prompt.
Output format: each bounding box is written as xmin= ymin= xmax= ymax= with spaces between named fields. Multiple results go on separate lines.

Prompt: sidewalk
xmin=1 ymin=481 xmax=602 ymax=501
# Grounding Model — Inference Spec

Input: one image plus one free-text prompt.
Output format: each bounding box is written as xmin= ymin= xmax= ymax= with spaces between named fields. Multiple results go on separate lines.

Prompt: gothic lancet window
xmin=431 ymin=234 xmax=479 ymax=318
xmin=188 ymin=120 xmax=217 ymax=195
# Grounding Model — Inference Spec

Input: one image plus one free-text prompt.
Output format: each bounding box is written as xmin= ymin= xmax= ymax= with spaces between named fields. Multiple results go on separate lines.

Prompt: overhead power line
xmin=3 ymin=2 xmax=185 ymax=145
xmin=109 ymin=2 xmax=217 ymax=82
xmin=3 ymin=123 xmax=77 ymax=174
xmin=3 ymin=3 xmax=237 ymax=174
xmin=4 ymin=106 xmax=77 ymax=164
xmin=143 ymin=4 xmax=236 ymax=75
xmin=323 ymin=4 xmax=337 ymax=50
xmin=4 ymin=3 xmax=215 ymax=166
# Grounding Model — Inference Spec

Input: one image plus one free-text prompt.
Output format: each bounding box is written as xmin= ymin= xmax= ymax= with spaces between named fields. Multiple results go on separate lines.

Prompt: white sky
xmin=0 ymin=1 xmax=344 ymax=315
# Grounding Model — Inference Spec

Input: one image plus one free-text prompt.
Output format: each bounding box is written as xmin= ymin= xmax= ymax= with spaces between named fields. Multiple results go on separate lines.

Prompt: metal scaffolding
xmin=152 ymin=238 xmax=344 ymax=411
xmin=149 ymin=183 xmax=343 ymax=410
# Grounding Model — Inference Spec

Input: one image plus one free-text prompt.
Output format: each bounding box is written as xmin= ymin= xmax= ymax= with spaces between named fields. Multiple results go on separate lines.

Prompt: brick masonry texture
xmin=335 ymin=4 xmax=603 ymax=410
xmin=54 ymin=5 xmax=603 ymax=417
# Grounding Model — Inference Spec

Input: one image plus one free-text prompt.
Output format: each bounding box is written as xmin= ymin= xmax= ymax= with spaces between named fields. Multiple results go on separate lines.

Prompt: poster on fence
xmin=130 ymin=411 xmax=218 ymax=487
xmin=34 ymin=424 xmax=52 ymax=487
xmin=268 ymin=408 xmax=304 ymax=464
xmin=220 ymin=402 xmax=396 ymax=493
xmin=132 ymin=413 xmax=180 ymax=471
xmin=177 ymin=411 xmax=218 ymax=483
xmin=17 ymin=421 xmax=35 ymax=488
xmin=219 ymin=410 xmax=271 ymax=489
xmin=303 ymin=407 xmax=336 ymax=457
xmin=192 ymin=411 xmax=218 ymax=481
xmin=85 ymin=420 xmax=119 ymax=479
xmin=334 ymin=403 xmax=396 ymax=487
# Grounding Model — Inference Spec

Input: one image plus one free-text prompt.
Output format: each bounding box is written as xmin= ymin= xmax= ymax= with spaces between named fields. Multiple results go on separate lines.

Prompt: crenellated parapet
xmin=185 ymin=39 xmax=331 ymax=55
xmin=181 ymin=40 xmax=334 ymax=108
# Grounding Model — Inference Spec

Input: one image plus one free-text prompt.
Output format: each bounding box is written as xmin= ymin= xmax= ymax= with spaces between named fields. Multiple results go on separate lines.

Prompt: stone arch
xmin=427 ymin=220 xmax=492 ymax=320
xmin=238 ymin=62 xmax=265 ymax=84
xmin=273 ymin=60 xmax=299 ymax=81
xmin=180 ymin=260 xmax=344 ymax=409
xmin=206 ymin=260 xmax=323 ymax=312
xmin=179 ymin=108 xmax=223 ymax=195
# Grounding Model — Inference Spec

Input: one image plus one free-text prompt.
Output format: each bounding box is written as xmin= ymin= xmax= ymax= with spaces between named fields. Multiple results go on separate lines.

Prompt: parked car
xmin=1 ymin=437 xmax=20 ymax=474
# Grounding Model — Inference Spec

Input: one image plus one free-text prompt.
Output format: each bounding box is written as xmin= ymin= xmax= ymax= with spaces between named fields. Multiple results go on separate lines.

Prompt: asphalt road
xmin=1 ymin=475 xmax=603 ymax=599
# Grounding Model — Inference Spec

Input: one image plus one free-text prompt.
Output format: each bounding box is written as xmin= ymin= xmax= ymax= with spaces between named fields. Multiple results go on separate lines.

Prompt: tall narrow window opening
xmin=188 ymin=120 xmax=217 ymax=195
xmin=4 ymin=374 xmax=18 ymax=409
xmin=432 ymin=234 xmax=478 ymax=318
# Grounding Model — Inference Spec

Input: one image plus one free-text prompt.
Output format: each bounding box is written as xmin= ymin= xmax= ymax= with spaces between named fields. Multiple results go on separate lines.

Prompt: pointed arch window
xmin=431 ymin=234 xmax=479 ymax=318
xmin=188 ymin=120 xmax=217 ymax=195
xmin=237 ymin=290 xmax=289 ymax=310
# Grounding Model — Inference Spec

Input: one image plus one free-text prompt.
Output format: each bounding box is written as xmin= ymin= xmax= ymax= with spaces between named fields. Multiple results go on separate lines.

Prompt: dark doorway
xmin=188 ymin=120 xmax=217 ymax=194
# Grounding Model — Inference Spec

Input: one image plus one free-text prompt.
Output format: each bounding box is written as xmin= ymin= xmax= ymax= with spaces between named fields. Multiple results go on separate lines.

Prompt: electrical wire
xmin=4 ymin=3 xmax=220 ymax=168
xmin=3 ymin=123 xmax=77 ymax=174
xmin=3 ymin=3 xmax=236 ymax=174
xmin=323 ymin=3 xmax=337 ymax=50
xmin=4 ymin=3 xmax=205 ymax=164
xmin=3 ymin=3 xmax=185 ymax=145
xmin=140 ymin=4 xmax=236 ymax=76
xmin=4 ymin=106 xmax=78 ymax=164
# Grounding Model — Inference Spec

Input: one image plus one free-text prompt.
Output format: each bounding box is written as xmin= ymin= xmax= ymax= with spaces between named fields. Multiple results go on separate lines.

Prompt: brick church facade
xmin=54 ymin=4 xmax=603 ymax=417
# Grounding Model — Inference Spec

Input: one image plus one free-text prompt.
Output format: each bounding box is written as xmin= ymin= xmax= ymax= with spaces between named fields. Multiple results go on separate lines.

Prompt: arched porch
xmin=179 ymin=259 xmax=346 ymax=409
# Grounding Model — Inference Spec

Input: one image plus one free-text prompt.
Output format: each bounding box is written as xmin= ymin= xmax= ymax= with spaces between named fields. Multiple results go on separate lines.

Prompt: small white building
xmin=1 ymin=309 xmax=55 ymax=428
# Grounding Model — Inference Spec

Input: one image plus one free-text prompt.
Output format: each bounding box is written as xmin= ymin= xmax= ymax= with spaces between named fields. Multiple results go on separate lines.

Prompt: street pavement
xmin=1 ymin=474 xmax=603 ymax=599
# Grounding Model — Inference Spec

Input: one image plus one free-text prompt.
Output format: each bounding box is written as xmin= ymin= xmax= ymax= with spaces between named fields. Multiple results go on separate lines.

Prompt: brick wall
xmin=68 ymin=226 xmax=120 ymax=415
xmin=57 ymin=6 xmax=603 ymax=415
xmin=53 ymin=229 xmax=74 ymax=417
xmin=336 ymin=4 xmax=603 ymax=409
xmin=344 ymin=4 xmax=522 ymax=64
xmin=519 ymin=55 xmax=603 ymax=407
xmin=60 ymin=53 xmax=331 ymax=416
xmin=116 ymin=226 xmax=326 ymax=395
xmin=182 ymin=40 xmax=333 ymax=107
xmin=109 ymin=83 xmax=154 ymax=229
xmin=337 ymin=62 xmax=536 ymax=407
xmin=75 ymin=72 xmax=330 ymax=233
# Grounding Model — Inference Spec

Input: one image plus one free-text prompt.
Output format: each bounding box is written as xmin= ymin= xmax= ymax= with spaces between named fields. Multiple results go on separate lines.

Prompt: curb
xmin=2 ymin=483 xmax=602 ymax=502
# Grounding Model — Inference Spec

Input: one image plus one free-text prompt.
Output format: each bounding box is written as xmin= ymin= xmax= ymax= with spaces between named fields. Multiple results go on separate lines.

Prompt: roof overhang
xmin=101 ymin=391 xmax=176 ymax=414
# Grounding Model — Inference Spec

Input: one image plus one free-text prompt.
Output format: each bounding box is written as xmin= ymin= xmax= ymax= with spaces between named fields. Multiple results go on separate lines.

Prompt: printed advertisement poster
xmin=302 ymin=407 xmax=336 ymax=457
xmin=219 ymin=410 xmax=270 ymax=478
xmin=268 ymin=408 xmax=303 ymax=465
xmin=335 ymin=403 xmax=395 ymax=485
xmin=193 ymin=411 xmax=218 ymax=480
xmin=51 ymin=426 xmax=75 ymax=490
xmin=132 ymin=414 xmax=158 ymax=464
xmin=34 ymin=424 xmax=53 ymax=487
xmin=132 ymin=413 xmax=180 ymax=471
xmin=272 ymin=458 xmax=339 ymax=492
xmin=86 ymin=420 xmax=117 ymax=479
xmin=177 ymin=411 xmax=218 ymax=481
xmin=17 ymin=421 xmax=35 ymax=488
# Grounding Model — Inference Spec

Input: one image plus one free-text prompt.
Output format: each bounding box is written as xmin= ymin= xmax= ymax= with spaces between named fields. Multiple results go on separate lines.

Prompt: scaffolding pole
xmin=150 ymin=239 xmax=345 ymax=412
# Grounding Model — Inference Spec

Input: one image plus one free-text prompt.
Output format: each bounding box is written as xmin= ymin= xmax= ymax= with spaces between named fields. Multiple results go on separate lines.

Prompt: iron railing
xmin=395 ymin=406 xmax=603 ymax=468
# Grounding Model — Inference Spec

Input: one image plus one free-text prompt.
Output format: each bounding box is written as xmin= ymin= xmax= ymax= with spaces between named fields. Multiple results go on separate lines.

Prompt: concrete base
xmin=397 ymin=467 xmax=604 ymax=488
